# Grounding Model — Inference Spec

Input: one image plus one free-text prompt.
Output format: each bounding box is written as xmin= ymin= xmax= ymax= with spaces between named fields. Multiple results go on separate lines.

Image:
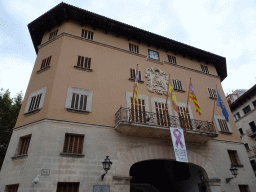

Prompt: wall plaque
xmin=93 ymin=185 xmax=110 ymax=192
xmin=41 ymin=169 xmax=50 ymax=176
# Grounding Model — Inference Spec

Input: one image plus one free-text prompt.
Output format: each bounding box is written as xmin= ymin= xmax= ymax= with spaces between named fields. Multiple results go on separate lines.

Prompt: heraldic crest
xmin=145 ymin=67 xmax=168 ymax=95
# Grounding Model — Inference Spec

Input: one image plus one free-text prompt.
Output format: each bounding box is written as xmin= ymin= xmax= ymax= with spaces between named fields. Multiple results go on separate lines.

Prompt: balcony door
xmin=155 ymin=102 xmax=170 ymax=126
xmin=130 ymin=98 xmax=146 ymax=123
xmin=178 ymin=106 xmax=192 ymax=129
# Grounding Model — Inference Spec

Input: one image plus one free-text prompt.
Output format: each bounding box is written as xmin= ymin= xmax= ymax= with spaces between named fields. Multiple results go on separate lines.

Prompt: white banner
xmin=170 ymin=127 xmax=188 ymax=162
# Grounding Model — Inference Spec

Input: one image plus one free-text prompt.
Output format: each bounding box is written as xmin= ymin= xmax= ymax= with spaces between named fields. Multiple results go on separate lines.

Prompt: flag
xmin=133 ymin=69 xmax=139 ymax=106
xmin=216 ymin=90 xmax=229 ymax=122
xmin=169 ymin=84 xmax=179 ymax=114
xmin=189 ymin=83 xmax=202 ymax=116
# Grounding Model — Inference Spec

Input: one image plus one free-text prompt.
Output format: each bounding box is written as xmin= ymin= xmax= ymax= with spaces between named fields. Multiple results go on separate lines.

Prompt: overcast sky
xmin=1 ymin=0 xmax=256 ymax=98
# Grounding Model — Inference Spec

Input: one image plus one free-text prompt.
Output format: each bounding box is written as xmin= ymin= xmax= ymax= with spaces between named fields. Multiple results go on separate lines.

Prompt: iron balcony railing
xmin=115 ymin=107 xmax=216 ymax=133
xmin=246 ymin=129 xmax=256 ymax=137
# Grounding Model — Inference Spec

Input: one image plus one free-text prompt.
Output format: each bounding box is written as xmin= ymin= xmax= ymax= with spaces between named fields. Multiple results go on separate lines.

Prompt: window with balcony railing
xmin=155 ymin=102 xmax=169 ymax=126
xmin=178 ymin=106 xmax=192 ymax=129
xmin=130 ymin=98 xmax=146 ymax=123
xmin=249 ymin=121 xmax=256 ymax=133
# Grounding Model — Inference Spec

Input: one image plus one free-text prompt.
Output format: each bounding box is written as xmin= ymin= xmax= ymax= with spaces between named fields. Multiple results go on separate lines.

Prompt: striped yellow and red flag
xmin=169 ymin=83 xmax=179 ymax=114
xmin=189 ymin=83 xmax=202 ymax=116
xmin=133 ymin=69 xmax=139 ymax=106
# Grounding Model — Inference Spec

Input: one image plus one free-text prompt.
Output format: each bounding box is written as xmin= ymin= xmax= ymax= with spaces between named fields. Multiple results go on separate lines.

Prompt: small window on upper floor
xmin=217 ymin=119 xmax=230 ymax=133
xmin=37 ymin=56 xmax=52 ymax=73
xmin=24 ymin=87 xmax=47 ymax=115
xmin=249 ymin=121 xmax=256 ymax=133
xmin=207 ymin=88 xmax=216 ymax=99
xmin=81 ymin=29 xmax=94 ymax=40
xmin=65 ymin=87 xmax=93 ymax=114
xmin=167 ymin=55 xmax=177 ymax=64
xmin=244 ymin=143 xmax=250 ymax=151
xmin=129 ymin=69 xmax=143 ymax=82
xmin=242 ymin=105 xmax=251 ymax=115
xmin=201 ymin=65 xmax=209 ymax=73
xmin=228 ymin=150 xmax=241 ymax=165
xmin=239 ymin=185 xmax=249 ymax=192
xmin=49 ymin=30 xmax=58 ymax=40
xmin=63 ymin=133 xmax=84 ymax=154
xmin=238 ymin=128 xmax=244 ymax=136
xmin=172 ymin=79 xmax=184 ymax=91
xmin=74 ymin=56 xmax=93 ymax=71
xmin=252 ymin=100 xmax=256 ymax=108
xmin=129 ymin=43 xmax=139 ymax=53
xmin=234 ymin=112 xmax=240 ymax=121
xmin=6 ymin=184 xmax=19 ymax=192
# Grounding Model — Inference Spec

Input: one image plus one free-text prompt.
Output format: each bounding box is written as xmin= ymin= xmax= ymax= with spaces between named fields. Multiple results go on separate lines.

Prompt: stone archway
xmin=113 ymin=145 xmax=221 ymax=192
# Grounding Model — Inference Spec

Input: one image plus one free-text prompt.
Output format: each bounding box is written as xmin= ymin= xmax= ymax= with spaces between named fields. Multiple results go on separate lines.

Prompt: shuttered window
xmin=208 ymin=88 xmax=216 ymax=98
xmin=129 ymin=43 xmax=139 ymax=53
xmin=201 ymin=65 xmax=209 ymax=73
xmin=28 ymin=94 xmax=42 ymax=112
xmin=172 ymin=79 xmax=183 ymax=91
xmin=81 ymin=29 xmax=94 ymax=40
xmin=155 ymin=102 xmax=170 ymax=126
xmin=40 ymin=56 xmax=52 ymax=69
xmin=228 ymin=150 xmax=239 ymax=165
xmin=49 ymin=30 xmax=58 ymax=40
xmin=178 ymin=106 xmax=192 ymax=129
xmin=242 ymin=105 xmax=251 ymax=115
xmin=130 ymin=98 xmax=146 ymax=123
xmin=63 ymin=134 xmax=84 ymax=154
xmin=76 ymin=56 xmax=92 ymax=69
xmin=239 ymin=185 xmax=248 ymax=192
xmin=6 ymin=184 xmax=19 ymax=192
xmin=56 ymin=182 xmax=80 ymax=192
xmin=71 ymin=93 xmax=87 ymax=111
xmin=249 ymin=121 xmax=256 ymax=133
xmin=130 ymin=69 xmax=142 ymax=81
xmin=19 ymin=135 xmax=31 ymax=155
xmin=217 ymin=119 xmax=230 ymax=132
xmin=168 ymin=55 xmax=177 ymax=64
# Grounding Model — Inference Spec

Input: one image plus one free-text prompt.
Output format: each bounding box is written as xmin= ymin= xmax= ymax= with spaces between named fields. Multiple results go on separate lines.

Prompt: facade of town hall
xmin=0 ymin=3 xmax=255 ymax=192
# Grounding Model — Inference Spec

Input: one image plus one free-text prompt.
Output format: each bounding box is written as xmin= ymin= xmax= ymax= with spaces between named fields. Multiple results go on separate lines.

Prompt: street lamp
xmin=226 ymin=165 xmax=238 ymax=183
xmin=101 ymin=156 xmax=112 ymax=181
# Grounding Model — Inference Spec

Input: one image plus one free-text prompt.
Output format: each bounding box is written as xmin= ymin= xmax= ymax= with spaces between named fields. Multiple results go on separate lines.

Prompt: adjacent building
xmin=0 ymin=3 xmax=255 ymax=192
xmin=229 ymin=84 xmax=256 ymax=176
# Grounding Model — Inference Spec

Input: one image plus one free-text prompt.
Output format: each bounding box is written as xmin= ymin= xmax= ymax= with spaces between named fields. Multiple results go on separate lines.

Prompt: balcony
xmin=246 ymin=129 xmax=256 ymax=137
xmin=114 ymin=107 xmax=218 ymax=143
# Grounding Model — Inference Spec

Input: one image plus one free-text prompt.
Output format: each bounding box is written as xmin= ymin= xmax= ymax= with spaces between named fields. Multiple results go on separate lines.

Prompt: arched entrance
xmin=130 ymin=160 xmax=207 ymax=192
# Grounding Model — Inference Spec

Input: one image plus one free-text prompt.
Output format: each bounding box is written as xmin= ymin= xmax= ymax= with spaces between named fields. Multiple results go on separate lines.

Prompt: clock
xmin=148 ymin=49 xmax=160 ymax=61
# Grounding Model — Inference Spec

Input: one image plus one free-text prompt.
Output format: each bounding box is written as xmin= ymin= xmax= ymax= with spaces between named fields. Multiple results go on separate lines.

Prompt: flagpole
xmin=186 ymin=78 xmax=191 ymax=113
xmin=129 ymin=64 xmax=138 ymax=121
xmin=164 ymin=74 xmax=170 ymax=126
xmin=211 ymin=85 xmax=217 ymax=131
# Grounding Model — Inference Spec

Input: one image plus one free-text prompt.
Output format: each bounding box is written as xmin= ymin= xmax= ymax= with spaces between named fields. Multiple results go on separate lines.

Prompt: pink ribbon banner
xmin=170 ymin=127 xmax=188 ymax=162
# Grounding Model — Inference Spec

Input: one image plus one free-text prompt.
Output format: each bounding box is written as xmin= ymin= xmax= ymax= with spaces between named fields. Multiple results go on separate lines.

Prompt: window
xmin=65 ymin=87 xmax=93 ymax=113
xmin=24 ymin=87 xmax=47 ymax=115
xmin=217 ymin=119 xmax=230 ymax=133
xmin=243 ymin=105 xmax=251 ymax=115
xmin=37 ymin=56 xmax=52 ymax=73
xmin=208 ymin=88 xmax=216 ymax=98
xmin=201 ymin=65 xmax=209 ymax=73
xmin=129 ymin=43 xmax=139 ymax=53
xmin=81 ymin=29 xmax=94 ymax=40
xmin=168 ymin=55 xmax=177 ymax=64
xmin=129 ymin=69 xmax=142 ymax=82
xmin=63 ymin=134 xmax=84 ymax=154
xmin=250 ymin=160 xmax=256 ymax=174
xmin=178 ymin=106 xmax=192 ymax=129
xmin=234 ymin=112 xmax=240 ymax=121
xmin=130 ymin=98 xmax=146 ymax=123
xmin=74 ymin=56 xmax=92 ymax=71
xmin=244 ymin=143 xmax=250 ymax=151
xmin=18 ymin=135 xmax=31 ymax=155
xmin=155 ymin=102 xmax=170 ymax=126
xmin=228 ymin=150 xmax=240 ymax=165
xmin=253 ymin=100 xmax=256 ymax=108
xmin=49 ymin=30 xmax=58 ymax=40
xmin=239 ymin=185 xmax=249 ymax=192
xmin=172 ymin=79 xmax=183 ymax=91
xmin=238 ymin=128 xmax=244 ymax=135
xmin=249 ymin=121 xmax=256 ymax=133
xmin=6 ymin=184 xmax=19 ymax=192
xmin=56 ymin=182 xmax=80 ymax=192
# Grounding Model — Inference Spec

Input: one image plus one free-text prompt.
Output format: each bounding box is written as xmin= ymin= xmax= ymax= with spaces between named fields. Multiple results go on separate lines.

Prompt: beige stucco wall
xmin=15 ymin=20 xmax=240 ymax=143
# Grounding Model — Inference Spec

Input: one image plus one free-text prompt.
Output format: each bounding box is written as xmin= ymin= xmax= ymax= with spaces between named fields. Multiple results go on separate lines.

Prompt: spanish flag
xmin=133 ymin=69 xmax=139 ymax=106
xmin=189 ymin=83 xmax=201 ymax=116
xmin=169 ymin=84 xmax=179 ymax=114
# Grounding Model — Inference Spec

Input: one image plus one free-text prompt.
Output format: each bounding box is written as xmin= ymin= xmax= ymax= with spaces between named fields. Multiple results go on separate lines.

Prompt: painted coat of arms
xmin=145 ymin=67 xmax=168 ymax=95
